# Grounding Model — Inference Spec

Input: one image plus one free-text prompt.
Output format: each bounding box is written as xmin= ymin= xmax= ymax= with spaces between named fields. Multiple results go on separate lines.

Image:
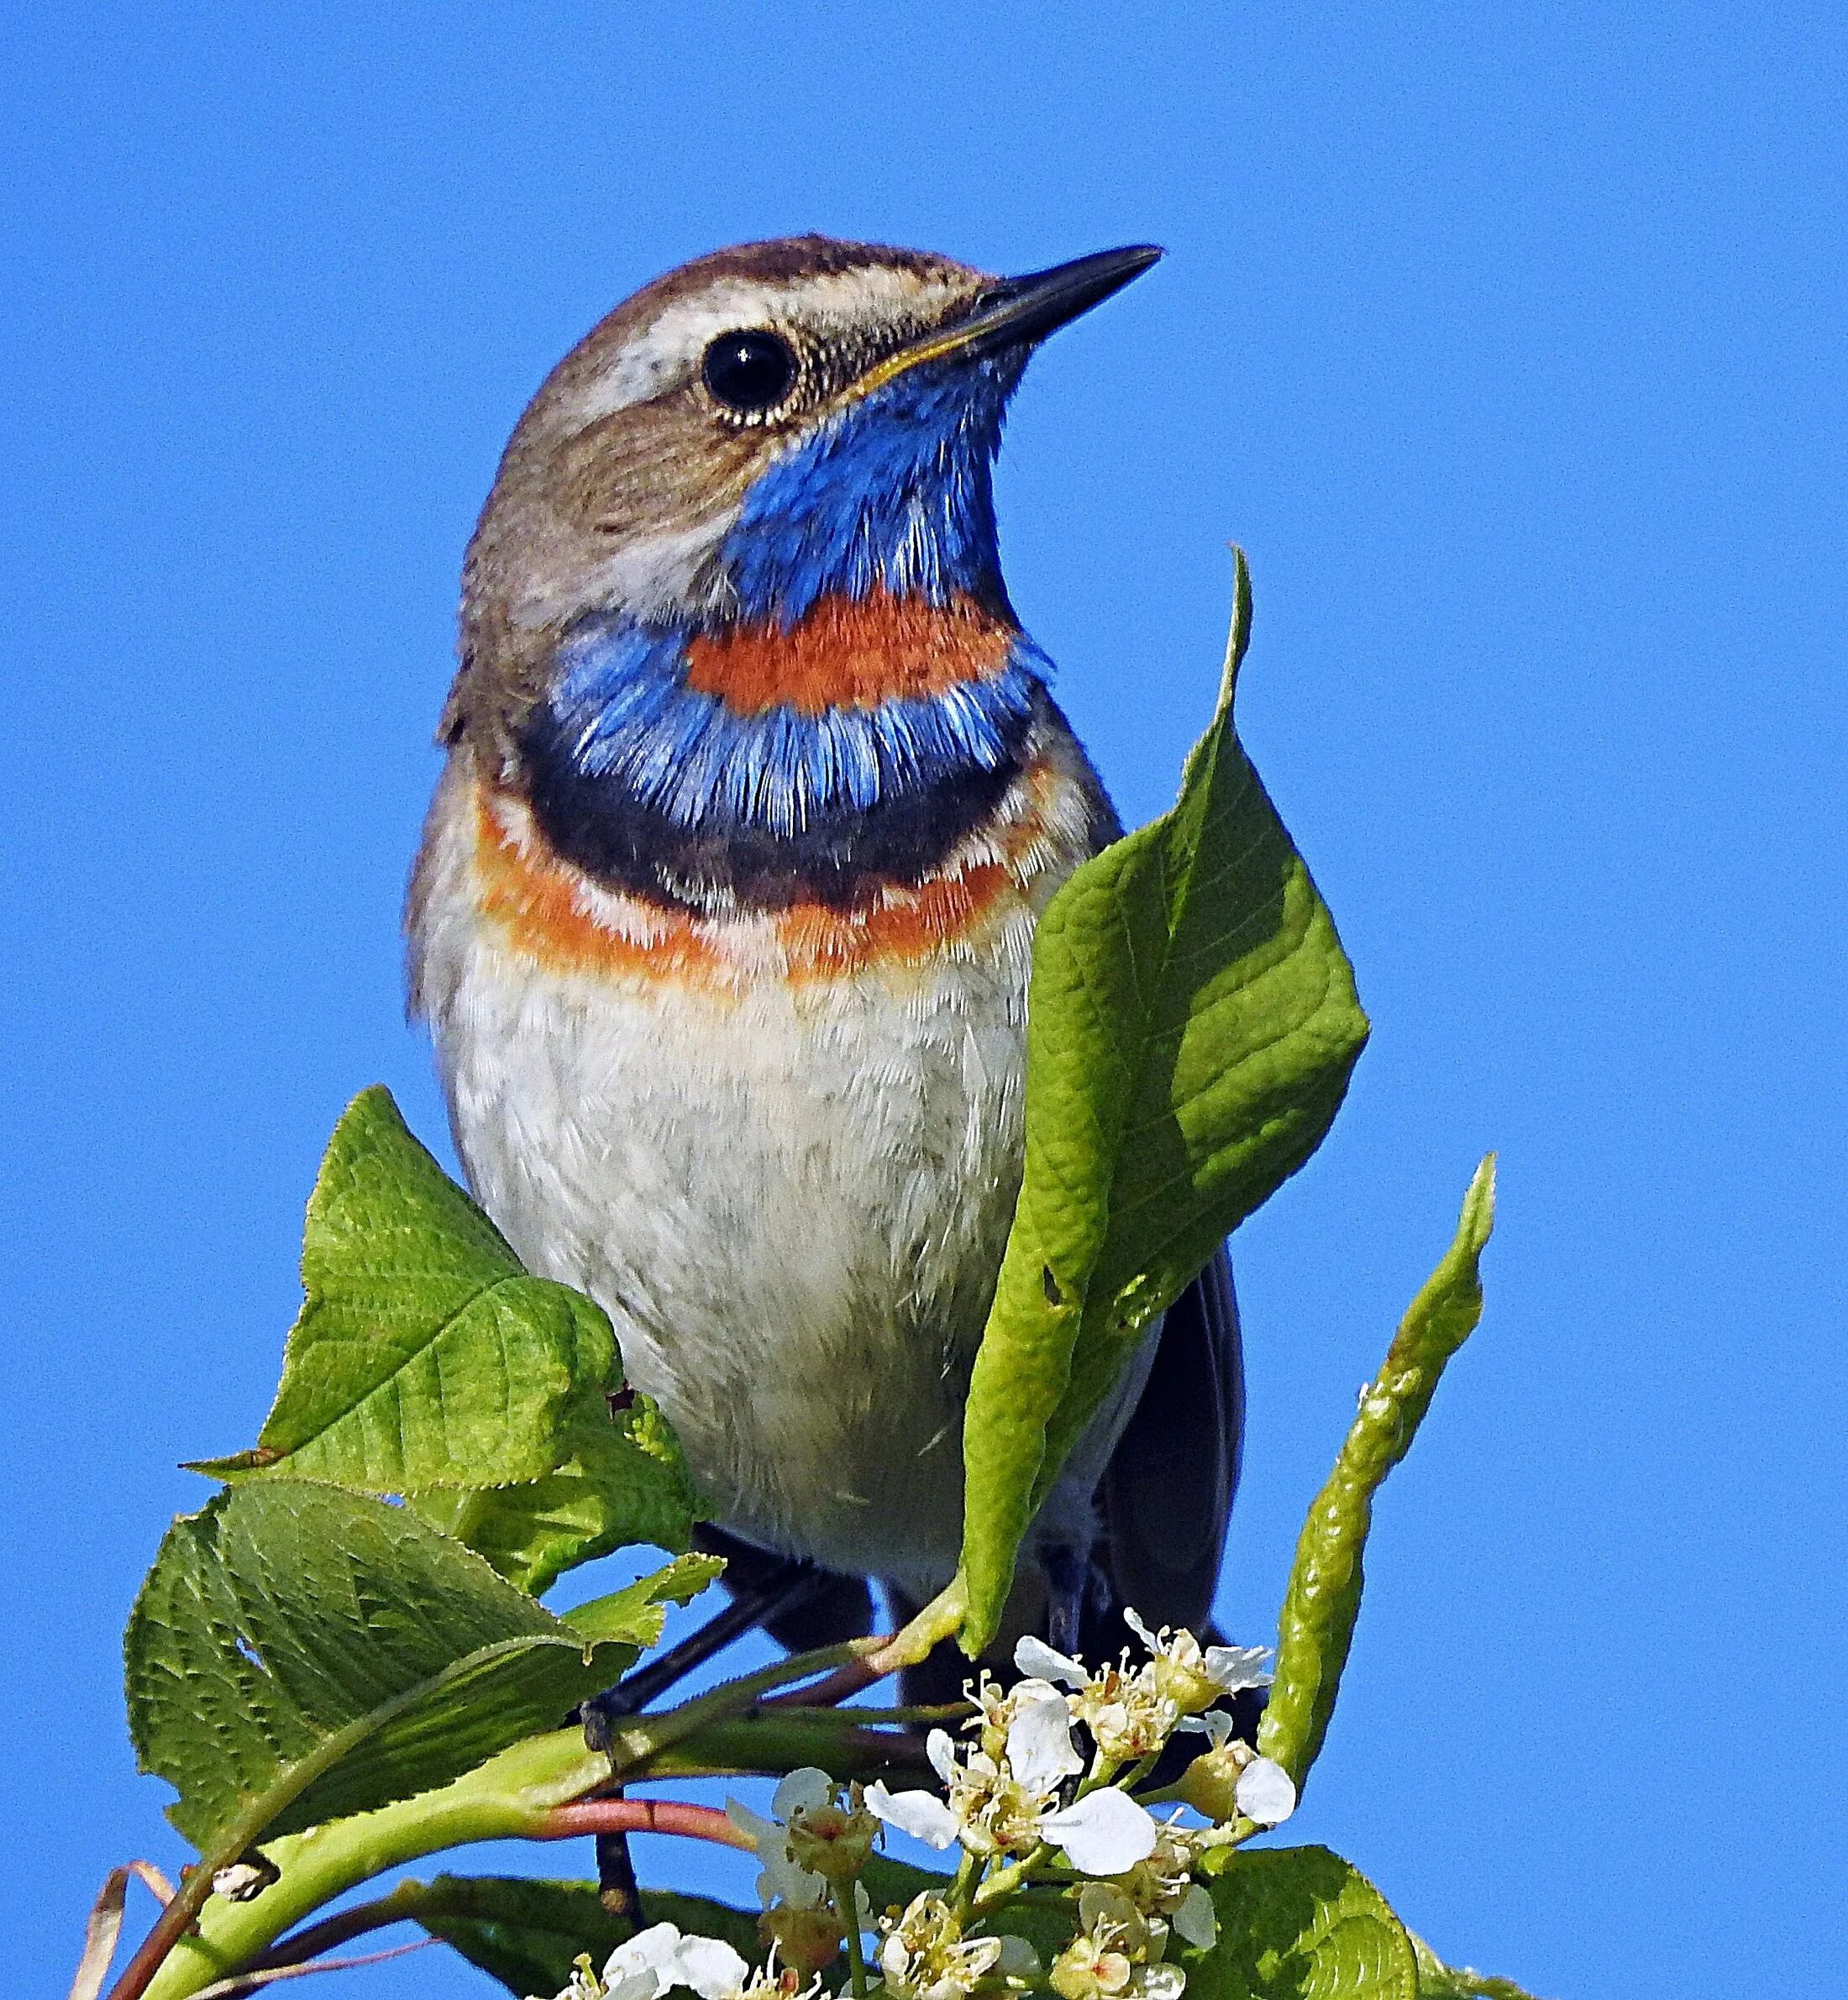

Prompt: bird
xmin=406 ymin=234 xmax=1243 ymax=1683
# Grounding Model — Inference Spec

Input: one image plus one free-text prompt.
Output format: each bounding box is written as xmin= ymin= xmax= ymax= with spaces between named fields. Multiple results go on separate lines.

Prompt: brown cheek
xmin=556 ymin=399 xmax=772 ymax=540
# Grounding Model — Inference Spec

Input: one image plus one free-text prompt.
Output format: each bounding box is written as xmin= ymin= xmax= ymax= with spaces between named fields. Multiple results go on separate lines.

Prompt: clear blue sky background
xmin=4 ymin=6 xmax=1844 ymax=1996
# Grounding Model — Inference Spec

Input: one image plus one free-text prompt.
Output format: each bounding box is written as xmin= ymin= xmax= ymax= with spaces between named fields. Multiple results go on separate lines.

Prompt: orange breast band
xmin=470 ymin=785 xmax=1037 ymax=993
xmin=682 ymin=591 xmax=1015 ymax=716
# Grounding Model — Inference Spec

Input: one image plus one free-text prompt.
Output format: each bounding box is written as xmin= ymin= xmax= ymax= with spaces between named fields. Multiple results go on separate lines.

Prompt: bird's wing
xmin=1097 ymin=1245 xmax=1245 ymax=1636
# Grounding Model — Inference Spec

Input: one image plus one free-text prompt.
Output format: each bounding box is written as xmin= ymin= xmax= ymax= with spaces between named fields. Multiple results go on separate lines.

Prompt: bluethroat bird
xmin=407 ymin=237 xmax=1243 ymax=1677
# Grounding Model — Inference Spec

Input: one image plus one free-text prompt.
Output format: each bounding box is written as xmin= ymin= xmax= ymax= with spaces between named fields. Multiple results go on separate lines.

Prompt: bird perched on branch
xmin=407 ymin=235 xmax=1242 ymax=1670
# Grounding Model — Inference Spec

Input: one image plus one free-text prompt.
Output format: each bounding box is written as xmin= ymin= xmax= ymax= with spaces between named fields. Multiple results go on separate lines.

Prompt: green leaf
xmin=562 ymin=1551 xmax=727 ymax=1651
xmin=1260 ymin=1157 xmax=1497 ymax=1789
xmin=413 ymin=1877 xmax=627 ymax=1996
xmin=958 ymin=554 xmax=1370 ymax=1647
xmin=192 ymin=1086 xmax=612 ymax=1495
xmin=1189 ymin=1845 xmax=1417 ymax=2000
xmin=192 ymin=1087 xmax=706 ymax=1591
xmin=124 ymin=1480 xmax=639 ymax=1853
xmin=412 ymin=1876 xmax=763 ymax=1995
xmin=410 ymin=1390 xmax=704 ymax=1595
xmin=1409 ymin=1932 xmax=1552 ymax=2000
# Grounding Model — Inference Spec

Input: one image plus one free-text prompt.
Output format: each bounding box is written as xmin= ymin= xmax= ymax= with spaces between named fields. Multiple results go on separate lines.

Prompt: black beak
xmin=959 ymin=244 xmax=1166 ymax=355
xmin=858 ymin=244 xmax=1163 ymax=391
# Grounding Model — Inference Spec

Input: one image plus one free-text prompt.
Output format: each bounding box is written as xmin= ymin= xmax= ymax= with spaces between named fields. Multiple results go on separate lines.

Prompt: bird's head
xmin=444 ymin=236 xmax=1157 ymax=908
xmin=455 ymin=234 xmax=1160 ymax=725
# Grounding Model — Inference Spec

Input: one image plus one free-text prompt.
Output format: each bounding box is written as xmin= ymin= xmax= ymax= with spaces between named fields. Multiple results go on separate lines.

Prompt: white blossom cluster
xmin=540 ymin=1612 xmax=1295 ymax=2000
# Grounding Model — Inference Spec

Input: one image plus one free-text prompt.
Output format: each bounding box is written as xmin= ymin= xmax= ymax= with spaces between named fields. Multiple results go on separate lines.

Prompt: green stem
xmin=139 ymin=1729 xmax=606 ymax=2000
xmin=600 ymin=1639 xmax=879 ymax=1771
xmin=129 ymin=1690 xmax=916 ymax=1999
xmin=972 ymin=1843 xmax=1049 ymax=1913
xmin=836 ymin=1884 xmax=870 ymax=1999
xmin=244 ymin=1880 xmax=429 ymax=1975
xmin=120 ymin=1636 xmax=901 ymax=2000
xmin=948 ymin=1846 xmax=981 ymax=1922
xmin=636 ymin=1714 xmax=929 ymax=1784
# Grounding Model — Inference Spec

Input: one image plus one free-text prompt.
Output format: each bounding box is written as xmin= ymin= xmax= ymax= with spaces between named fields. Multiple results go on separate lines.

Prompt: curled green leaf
xmin=1259 ymin=1156 xmax=1497 ymax=1788
xmin=1410 ymin=1932 xmax=1553 ymax=2000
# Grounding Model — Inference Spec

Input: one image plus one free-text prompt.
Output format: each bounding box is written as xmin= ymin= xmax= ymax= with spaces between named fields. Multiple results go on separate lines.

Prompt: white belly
xmin=449 ymin=953 xmax=1025 ymax=1588
xmin=411 ymin=774 xmax=1084 ymax=1594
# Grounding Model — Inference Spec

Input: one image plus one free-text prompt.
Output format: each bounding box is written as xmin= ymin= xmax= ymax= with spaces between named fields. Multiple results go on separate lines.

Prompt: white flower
xmin=726 ymin=1769 xmax=834 ymax=1909
xmin=1038 ymin=1786 xmax=1160 ymax=1873
xmin=864 ymin=1777 xmax=961 ymax=1850
xmin=875 ymin=1891 xmax=1038 ymax=2000
xmin=1006 ymin=1682 xmax=1085 ymax=1793
xmin=1050 ymin=1885 xmax=1187 ymax=2000
xmin=1015 ymin=1635 xmax=1088 ymax=1688
xmin=1123 ymin=1611 xmax=1271 ymax=1713
xmin=1232 ymin=1757 xmax=1297 ymax=1827
xmin=599 ymin=1922 xmax=750 ymax=2000
xmin=925 ymin=1701 xmax=1158 ymax=1866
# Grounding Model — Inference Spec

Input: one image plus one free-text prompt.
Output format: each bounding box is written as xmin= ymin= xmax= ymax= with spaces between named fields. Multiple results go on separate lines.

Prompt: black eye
xmin=701 ymin=329 xmax=796 ymax=412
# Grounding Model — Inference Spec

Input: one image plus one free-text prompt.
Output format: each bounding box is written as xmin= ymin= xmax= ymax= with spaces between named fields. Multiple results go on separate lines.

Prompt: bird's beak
xmin=857 ymin=244 xmax=1164 ymax=394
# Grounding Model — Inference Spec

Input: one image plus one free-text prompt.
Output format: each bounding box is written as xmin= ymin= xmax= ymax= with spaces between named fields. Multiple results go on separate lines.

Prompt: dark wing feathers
xmin=1097 ymin=1246 xmax=1245 ymax=1635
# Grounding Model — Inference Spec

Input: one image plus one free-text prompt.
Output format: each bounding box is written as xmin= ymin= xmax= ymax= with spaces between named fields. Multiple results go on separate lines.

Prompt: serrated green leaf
xmin=193 ymin=1086 xmax=612 ymax=1495
xmin=410 ymin=1390 xmax=704 ymax=1595
xmin=123 ymin=1481 xmax=638 ymax=1852
xmin=1260 ymin=1157 xmax=1495 ymax=1789
xmin=958 ymin=554 xmax=1370 ymax=1647
xmin=1409 ymin=1931 xmax=1551 ymax=2000
xmin=562 ymin=1551 xmax=727 ymax=1650
xmin=412 ymin=1876 xmax=764 ymax=1995
xmin=1189 ymin=1845 xmax=1417 ymax=2000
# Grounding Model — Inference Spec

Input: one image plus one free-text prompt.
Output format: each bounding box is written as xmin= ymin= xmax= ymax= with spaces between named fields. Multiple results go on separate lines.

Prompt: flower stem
xmin=972 ymin=1843 xmax=1049 ymax=1913
xmin=836 ymin=1884 xmax=870 ymax=2000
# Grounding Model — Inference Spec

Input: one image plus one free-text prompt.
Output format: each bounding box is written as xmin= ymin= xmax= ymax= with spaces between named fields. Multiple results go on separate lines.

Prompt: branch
xmin=529 ymin=1798 xmax=753 ymax=1846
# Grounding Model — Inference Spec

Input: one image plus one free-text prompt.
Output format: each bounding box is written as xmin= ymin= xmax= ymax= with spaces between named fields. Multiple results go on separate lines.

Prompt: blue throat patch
xmin=533 ymin=354 xmax=1047 ymax=851
xmin=722 ymin=355 xmax=1018 ymax=628
xmin=547 ymin=618 xmax=1044 ymax=843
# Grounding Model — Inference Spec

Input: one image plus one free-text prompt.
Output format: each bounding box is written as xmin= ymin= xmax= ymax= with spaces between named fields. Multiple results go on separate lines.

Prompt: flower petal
xmin=926 ymin=1727 xmax=960 ymax=1785
xmin=1203 ymin=1644 xmax=1273 ymax=1693
xmin=674 ymin=1935 xmax=751 ymax=2000
xmin=724 ymin=1800 xmax=779 ymax=1849
xmin=773 ymin=1767 xmax=835 ymax=1818
xmin=864 ymin=1780 xmax=961 ymax=1850
xmin=1141 ymin=1966 xmax=1188 ymax=2000
xmin=1234 ymin=1757 xmax=1297 ymax=1826
xmin=1122 ymin=1608 xmax=1162 ymax=1652
xmin=1006 ymin=1688 xmax=1084 ymax=1795
xmin=1015 ymin=1635 xmax=1088 ymax=1688
xmin=1173 ymin=1709 xmax=1234 ymax=1746
xmin=1038 ymin=1788 xmax=1158 ymax=1873
xmin=604 ymin=1921 xmax=685 ymax=1987
xmin=1173 ymin=1884 xmax=1218 ymax=1950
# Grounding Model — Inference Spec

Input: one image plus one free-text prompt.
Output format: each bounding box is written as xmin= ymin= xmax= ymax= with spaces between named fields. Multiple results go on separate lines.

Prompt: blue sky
xmin=4 ymin=6 xmax=1844 ymax=1996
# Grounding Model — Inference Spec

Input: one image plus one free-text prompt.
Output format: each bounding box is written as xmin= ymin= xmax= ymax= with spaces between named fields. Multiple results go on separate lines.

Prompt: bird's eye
xmin=701 ymin=329 xmax=796 ymax=412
